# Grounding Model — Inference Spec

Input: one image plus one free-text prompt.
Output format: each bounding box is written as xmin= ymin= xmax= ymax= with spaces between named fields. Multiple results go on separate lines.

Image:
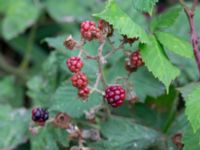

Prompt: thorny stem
xmin=179 ymin=0 xmax=200 ymax=80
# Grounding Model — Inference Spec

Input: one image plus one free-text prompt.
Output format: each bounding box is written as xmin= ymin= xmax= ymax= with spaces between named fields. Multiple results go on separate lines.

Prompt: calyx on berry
xmin=66 ymin=56 xmax=83 ymax=73
xmin=64 ymin=35 xmax=77 ymax=50
xmin=104 ymin=85 xmax=126 ymax=107
xmin=32 ymin=107 xmax=49 ymax=125
xmin=71 ymin=72 xmax=88 ymax=89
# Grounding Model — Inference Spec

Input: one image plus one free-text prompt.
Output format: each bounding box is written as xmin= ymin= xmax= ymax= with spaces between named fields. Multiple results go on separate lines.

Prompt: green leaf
xmin=45 ymin=0 xmax=105 ymax=22
xmin=30 ymin=125 xmax=69 ymax=150
xmin=151 ymin=6 xmax=181 ymax=31
xmin=49 ymin=83 xmax=102 ymax=118
xmin=185 ymin=85 xmax=200 ymax=132
xmin=177 ymin=82 xmax=199 ymax=98
xmin=0 ymin=76 xmax=23 ymax=107
xmin=2 ymin=0 xmax=39 ymax=40
xmin=132 ymin=0 xmax=158 ymax=14
xmin=94 ymin=0 xmax=149 ymax=44
xmin=99 ymin=117 xmax=159 ymax=150
xmin=107 ymin=57 xmax=165 ymax=102
xmin=155 ymin=31 xmax=194 ymax=59
xmin=131 ymin=67 xmax=165 ymax=101
xmin=0 ymin=105 xmax=29 ymax=149
xmin=183 ymin=124 xmax=200 ymax=150
xmin=140 ymin=35 xmax=180 ymax=92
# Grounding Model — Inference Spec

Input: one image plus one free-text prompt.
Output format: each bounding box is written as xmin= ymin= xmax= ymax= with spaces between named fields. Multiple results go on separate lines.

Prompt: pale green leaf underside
xmin=132 ymin=0 xmax=158 ymax=14
xmin=93 ymin=0 xmax=149 ymax=43
xmin=156 ymin=31 xmax=194 ymax=59
xmin=185 ymin=85 xmax=200 ymax=133
xmin=140 ymin=35 xmax=180 ymax=91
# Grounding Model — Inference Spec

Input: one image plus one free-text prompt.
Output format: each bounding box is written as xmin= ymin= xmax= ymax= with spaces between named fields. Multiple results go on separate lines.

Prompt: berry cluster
xmin=81 ymin=21 xmax=103 ymax=41
xmin=104 ymin=85 xmax=126 ymax=107
xmin=66 ymin=56 xmax=90 ymax=99
xmin=125 ymin=50 xmax=144 ymax=72
xmin=32 ymin=107 xmax=49 ymax=125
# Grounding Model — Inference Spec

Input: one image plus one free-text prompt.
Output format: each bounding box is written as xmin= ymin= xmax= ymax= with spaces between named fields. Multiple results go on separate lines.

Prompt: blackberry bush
xmin=1 ymin=0 xmax=200 ymax=150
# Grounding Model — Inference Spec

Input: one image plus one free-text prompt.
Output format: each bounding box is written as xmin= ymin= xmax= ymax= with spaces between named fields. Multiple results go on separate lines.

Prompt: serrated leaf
xmin=132 ymin=0 xmax=158 ymax=14
xmin=151 ymin=6 xmax=181 ymax=31
xmin=93 ymin=0 xmax=149 ymax=43
xmin=0 ymin=105 xmax=29 ymax=149
xmin=183 ymin=124 xmax=200 ymax=150
xmin=177 ymin=82 xmax=199 ymax=98
xmin=155 ymin=31 xmax=194 ymax=59
xmin=140 ymin=35 xmax=180 ymax=92
xmin=49 ymin=83 xmax=102 ymax=118
xmin=2 ymin=0 xmax=39 ymax=40
xmin=99 ymin=117 xmax=159 ymax=150
xmin=185 ymin=85 xmax=200 ymax=132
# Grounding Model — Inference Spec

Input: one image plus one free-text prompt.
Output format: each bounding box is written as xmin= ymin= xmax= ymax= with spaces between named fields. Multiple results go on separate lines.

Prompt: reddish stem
xmin=181 ymin=0 xmax=200 ymax=80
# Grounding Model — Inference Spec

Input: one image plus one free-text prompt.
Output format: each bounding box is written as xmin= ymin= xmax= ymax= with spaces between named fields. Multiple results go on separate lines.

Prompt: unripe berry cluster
xmin=66 ymin=56 xmax=90 ymax=99
xmin=81 ymin=21 xmax=103 ymax=41
xmin=125 ymin=50 xmax=144 ymax=72
xmin=63 ymin=20 xmax=144 ymax=108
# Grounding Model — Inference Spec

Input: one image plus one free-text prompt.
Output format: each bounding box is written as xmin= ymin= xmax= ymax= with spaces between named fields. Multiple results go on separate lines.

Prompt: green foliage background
xmin=0 ymin=0 xmax=200 ymax=149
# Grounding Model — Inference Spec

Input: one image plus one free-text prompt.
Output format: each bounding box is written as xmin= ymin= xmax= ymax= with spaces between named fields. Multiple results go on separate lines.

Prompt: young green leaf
xmin=132 ymin=0 xmax=158 ymax=15
xmin=151 ymin=6 xmax=181 ymax=31
xmin=140 ymin=35 xmax=180 ymax=92
xmin=93 ymin=0 xmax=149 ymax=44
xmin=185 ymin=85 xmax=200 ymax=133
xmin=155 ymin=31 xmax=194 ymax=58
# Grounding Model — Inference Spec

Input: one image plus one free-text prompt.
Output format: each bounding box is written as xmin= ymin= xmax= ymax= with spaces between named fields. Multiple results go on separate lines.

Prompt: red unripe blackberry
xmin=32 ymin=108 xmax=49 ymax=125
xmin=78 ymin=87 xmax=90 ymax=99
xmin=71 ymin=72 xmax=88 ymax=89
xmin=125 ymin=51 xmax=144 ymax=72
xmin=130 ymin=51 xmax=144 ymax=68
xmin=66 ymin=56 xmax=83 ymax=73
xmin=104 ymin=85 xmax=126 ymax=107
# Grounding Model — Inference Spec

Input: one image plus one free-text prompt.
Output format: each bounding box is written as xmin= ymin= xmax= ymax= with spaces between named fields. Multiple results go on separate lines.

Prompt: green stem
xmin=19 ymin=22 xmax=38 ymax=71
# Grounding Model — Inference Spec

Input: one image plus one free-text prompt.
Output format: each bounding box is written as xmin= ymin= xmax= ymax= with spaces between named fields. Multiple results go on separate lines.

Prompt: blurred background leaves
xmin=0 ymin=0 xmax=199 ymax=149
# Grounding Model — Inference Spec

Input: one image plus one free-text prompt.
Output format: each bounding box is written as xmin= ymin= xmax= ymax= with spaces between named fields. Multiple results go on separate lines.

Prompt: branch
xmin=179 ymin=0 xmax=200 ymax=80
